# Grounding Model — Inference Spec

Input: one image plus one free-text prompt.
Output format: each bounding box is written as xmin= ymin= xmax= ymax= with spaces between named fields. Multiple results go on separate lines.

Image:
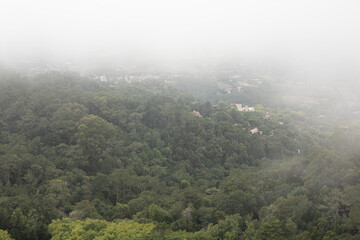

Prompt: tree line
xmin=0 ymin=69 xmax=359 ymax=239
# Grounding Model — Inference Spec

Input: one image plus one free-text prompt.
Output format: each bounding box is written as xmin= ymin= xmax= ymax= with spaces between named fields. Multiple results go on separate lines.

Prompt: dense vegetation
xmin=0 ymin=69 xmax=359 ymax=239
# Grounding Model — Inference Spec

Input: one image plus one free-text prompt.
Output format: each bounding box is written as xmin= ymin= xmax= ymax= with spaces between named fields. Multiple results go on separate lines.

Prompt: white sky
xmin=1 ymin=0 xmax=360 ymax=69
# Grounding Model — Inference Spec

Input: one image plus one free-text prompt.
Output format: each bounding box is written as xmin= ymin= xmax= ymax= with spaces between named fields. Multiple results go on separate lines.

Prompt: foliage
xmin=0 ymin=230 xmax=14 ymax=240
xmin=0 ymin=69 xmax=360 ymax=239
xmin=48 ymin=218 xmax=154 ymax=240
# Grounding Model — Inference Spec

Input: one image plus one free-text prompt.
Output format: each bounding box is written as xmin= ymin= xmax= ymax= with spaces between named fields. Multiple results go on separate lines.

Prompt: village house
xmin=192 ymin=110 xmax=203 ymax=118
xmin=99 ymin=75 xmax=108 ymax=82
xmin=234 ymin=104 xmax=255 ymax=112
xmin=250 ymin=127 xmax=258 ymax=134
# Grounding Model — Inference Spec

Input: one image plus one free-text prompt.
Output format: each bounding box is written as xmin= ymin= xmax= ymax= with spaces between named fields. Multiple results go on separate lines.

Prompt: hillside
xmin=0 ymin=70 xmax=359 ymax=240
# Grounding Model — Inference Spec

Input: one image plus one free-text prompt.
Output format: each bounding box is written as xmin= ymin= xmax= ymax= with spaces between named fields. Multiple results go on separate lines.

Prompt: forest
xmin=0 ymin=69 xmax=359 ymax=240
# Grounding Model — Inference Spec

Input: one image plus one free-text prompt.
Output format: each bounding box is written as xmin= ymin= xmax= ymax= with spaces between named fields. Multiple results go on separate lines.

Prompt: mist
xmin=2 ymin=2 xmax=360 ymax=239
xmin=1 ymin=0 xmax=360 ymax=77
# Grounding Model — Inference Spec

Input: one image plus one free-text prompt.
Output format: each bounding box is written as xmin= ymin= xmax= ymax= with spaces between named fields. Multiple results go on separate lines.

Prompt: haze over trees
xmin=0 ymin=69 xmax=359 ymax=239
xmin=1 ymin=0 xmax=360 ymax=239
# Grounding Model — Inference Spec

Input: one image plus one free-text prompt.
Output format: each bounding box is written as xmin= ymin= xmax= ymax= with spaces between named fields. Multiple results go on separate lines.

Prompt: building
xmin=234 ymin=104 xmax=255 ymax=112
xmin=192 ymin=110 xmax=203 ymax=118
xmin=250 ymin=127 xmax=258 ymax=134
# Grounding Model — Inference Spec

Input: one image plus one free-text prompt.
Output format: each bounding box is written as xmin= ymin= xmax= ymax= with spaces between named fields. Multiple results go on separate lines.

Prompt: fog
xmin=1 ymin=0 xmax=360 ymax=83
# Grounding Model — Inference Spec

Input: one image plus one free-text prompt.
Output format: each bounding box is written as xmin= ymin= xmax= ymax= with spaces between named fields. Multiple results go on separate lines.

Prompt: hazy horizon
xmin=1 ymin=0 xmax=360 ymax=83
